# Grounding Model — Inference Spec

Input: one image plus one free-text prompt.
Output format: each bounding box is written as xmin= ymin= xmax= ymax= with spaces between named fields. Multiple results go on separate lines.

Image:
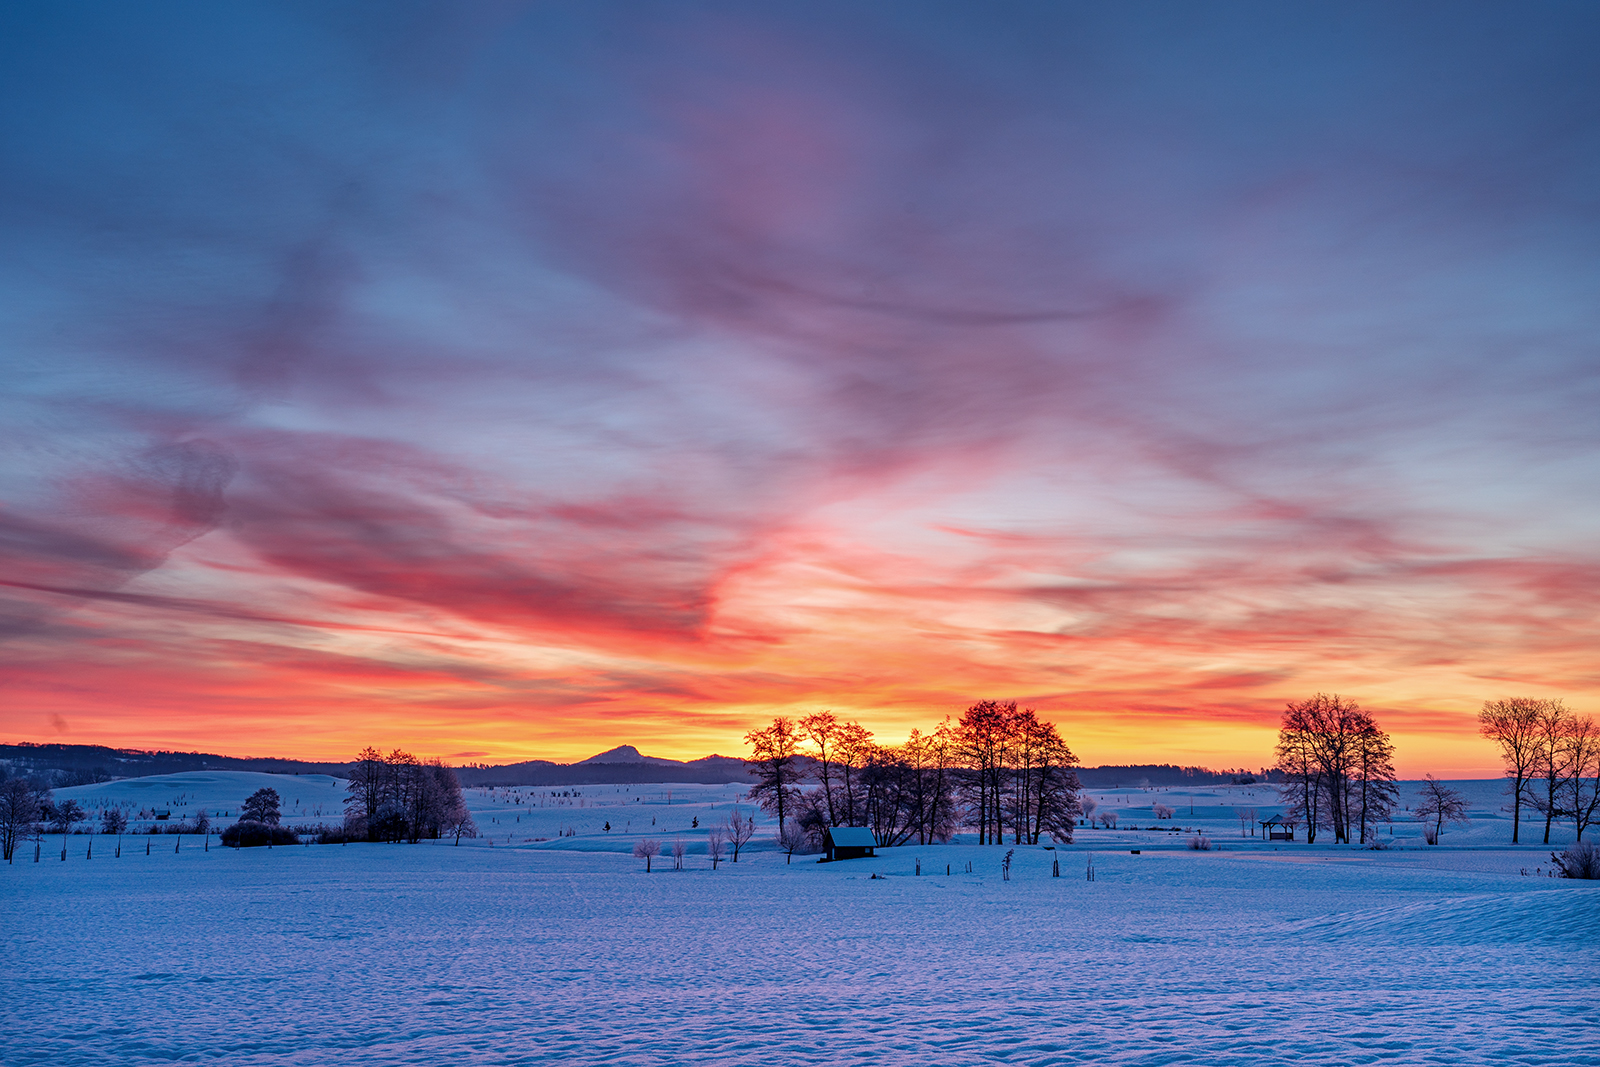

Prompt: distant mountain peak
xmin=575 ymin=745 xmax=681 ymax=766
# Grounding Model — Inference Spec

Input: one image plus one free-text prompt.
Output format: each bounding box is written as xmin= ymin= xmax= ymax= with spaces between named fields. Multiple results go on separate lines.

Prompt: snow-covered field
xmin=5 ymin=772 xmax=1597 ymax=1066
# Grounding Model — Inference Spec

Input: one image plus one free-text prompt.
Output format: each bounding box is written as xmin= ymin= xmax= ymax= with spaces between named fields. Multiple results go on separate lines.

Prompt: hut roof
xmin=824 ymin=826 xmax=877 ymax=847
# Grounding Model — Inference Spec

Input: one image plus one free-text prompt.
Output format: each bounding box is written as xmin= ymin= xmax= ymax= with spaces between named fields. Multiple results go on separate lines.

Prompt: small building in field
xmin=1260 ymin=814 xmax=1296 ymax=841
xmin=821 ymin=826 xmax=877 ymax=862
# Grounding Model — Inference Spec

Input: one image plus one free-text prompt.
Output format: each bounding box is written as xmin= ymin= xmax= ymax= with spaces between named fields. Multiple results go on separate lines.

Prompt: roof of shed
xmin=825 ymin=826 xmax=877 ymax=847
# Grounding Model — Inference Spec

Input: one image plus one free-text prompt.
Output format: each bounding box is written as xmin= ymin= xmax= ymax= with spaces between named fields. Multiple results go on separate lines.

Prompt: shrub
xmin=1153 ymin=804 xmax=1175 ymax=820
xmin=1553 ymin=840 xmax=1600 ymax=879
xmin=301 ymin=822 xmax=357 ymax=844
xmin=221 ymin=821 xmax=300 ymax=848
xmin=1188 ymin=835 xmax=1212 ymax=851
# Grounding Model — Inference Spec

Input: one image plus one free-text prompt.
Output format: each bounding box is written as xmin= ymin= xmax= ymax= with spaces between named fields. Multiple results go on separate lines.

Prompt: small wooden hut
xmin=821 ymin=826 xmax=877 ymax=862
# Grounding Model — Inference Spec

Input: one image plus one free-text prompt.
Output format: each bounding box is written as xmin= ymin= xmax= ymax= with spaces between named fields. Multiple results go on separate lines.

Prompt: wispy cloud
xmin=1 ymin=3 xmax=1597 ymax=772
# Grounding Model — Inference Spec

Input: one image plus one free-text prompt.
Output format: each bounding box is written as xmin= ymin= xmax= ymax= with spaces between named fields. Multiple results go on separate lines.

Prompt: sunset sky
xmin=3 ymin=3 xmax=1598 ymax=775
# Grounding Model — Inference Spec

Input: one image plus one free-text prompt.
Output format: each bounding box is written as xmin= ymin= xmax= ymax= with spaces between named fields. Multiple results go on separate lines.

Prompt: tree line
xmin=744 ymin=701 xmax=1083 ymax=849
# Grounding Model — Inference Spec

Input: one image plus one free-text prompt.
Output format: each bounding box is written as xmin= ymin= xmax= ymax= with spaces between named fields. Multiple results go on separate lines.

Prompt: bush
xmin=297 ymin=822 xmax=358 ymax=844
xmin=221 ymin=821 xmax=300 ymax=848
xmin=1553 ymin=840 xmax=1600 ymax=879
xmin=1188 ymin=835 xmax=1212 ymax=851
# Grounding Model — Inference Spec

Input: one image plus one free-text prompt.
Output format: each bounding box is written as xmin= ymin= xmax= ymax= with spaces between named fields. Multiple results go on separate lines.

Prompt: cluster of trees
xmin=1274 ymin=694 xmax=1398 ymax=844
xmin=222 ymin=789 xmax=300 ymax=847
xmin=344 ymin=748 xmax=476 ymax=844
xmin=1479 ymin=698 xmax=1600 ymax=843
xmin=745 ymin=701 xmax=1083 ymax=849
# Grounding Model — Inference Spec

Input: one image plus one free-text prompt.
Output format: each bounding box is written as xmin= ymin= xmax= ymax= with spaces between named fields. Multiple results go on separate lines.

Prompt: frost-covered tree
xmin=1414 ymin=775 xmax=1470 ymax=844
xmin=707 ymin=826 xmax=726 ymax=869
xmin=671 ymin=836 xmax=687 ymax=870
xmin=726 ymin=806 xmax=755 ymax=862
xmin=1478 ymin=698 xmax=1545 ymax=843
xmin=775 ymin=821 xmax=806 ymax=863
xmin=241 ymin=789 xmax=282 ymax=825
xmin=633 ymin=838 xmax=661 ymax=872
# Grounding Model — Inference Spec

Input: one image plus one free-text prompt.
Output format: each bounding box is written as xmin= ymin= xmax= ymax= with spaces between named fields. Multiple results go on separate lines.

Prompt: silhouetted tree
xmin=345 ymin=746 xmax=386 ymax=827
xmin=100 ymin=807 xmax=128 ymax=836
xmin=958 ymin=700 xmax=1013 ymax=844
xmin=1529 ymin=699 xmax=1574 ymax=845
xmin=1563 ymin=715 xmax=1600 ymax=841
xmin=1478 ymin=698 xmax=1545 ymax=843
xmin=745 ymin=716 xmax=804 ymax=831
xmin=1275 ymin=695 xmax=1394 ymax=844
xmin=0 ymin=775 xmax=48 ymax=862
xmin=48 ymin=798 xmax=85 ymax=835
xmin=241 ymin=789 xmax=282 ymax=825
xmin=1415 ymin=775 xmax=1470 ymax=844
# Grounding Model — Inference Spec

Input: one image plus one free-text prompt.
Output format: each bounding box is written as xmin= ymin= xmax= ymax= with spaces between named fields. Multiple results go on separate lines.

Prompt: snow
xmin=7 ymin=772 xmax=1597 ymax=1065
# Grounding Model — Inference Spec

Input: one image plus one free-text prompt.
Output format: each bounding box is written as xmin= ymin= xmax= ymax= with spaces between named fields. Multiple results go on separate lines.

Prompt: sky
xmin=2 ymin=2 xmax=1598 ymax=775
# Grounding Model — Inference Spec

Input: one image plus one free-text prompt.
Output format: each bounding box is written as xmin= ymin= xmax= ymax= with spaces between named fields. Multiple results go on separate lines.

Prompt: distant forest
xmin=1 ymin=741 xmax=1272 ymax=790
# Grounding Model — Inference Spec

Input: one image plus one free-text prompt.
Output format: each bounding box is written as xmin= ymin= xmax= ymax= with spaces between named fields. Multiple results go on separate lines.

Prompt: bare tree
xmin=1563 ymin=715 xmax=1600 ymax=841
xmin=1351 ymin=720 xmax=1398 ymax=844
xmin=707 ymin=826 xmax=726 ymax=869
xmin=345 ymin=746 xmax=386 ymax=828
xmin=671 ymin=836 xmax=687 ymax=870
xmin=745 ymin=717 xmax=805 ymax=831
xmin=633 ymin=838 xmax=662 ymax=872
xmin=776 ymin=820 xmax=806 ymax=863
xmin=100 ymin=807 xmax=127 ymax=836
xmin=1097 ymin=811 xmax=1118 ymax=829
xmin=726 ymin=806 xmax=755 ymax=862
xmin=1233 ymin=807 xmax=1257 ymax=837
xmin=1080 ymin=795 xmax=1098 ymax=826
xmin=447 ymin=808 xmax=478 ymax=845
xmin=799 ymin=711 xmax=844 ymax=826
xmin=1529 ymin=699 xmax=1575 ymax=845
xmin=0 ymin=776 xmax=48 ymax=862
xmin=1153 ymin=804 xmax=1174 ymax=820
xmin=49 ymin=798 xmax=85 ymax=835
xmin=1479 ymin=698 xmax=1545 ymax=843
xmin=1414 ymin=775 xmax=1470 ymax=844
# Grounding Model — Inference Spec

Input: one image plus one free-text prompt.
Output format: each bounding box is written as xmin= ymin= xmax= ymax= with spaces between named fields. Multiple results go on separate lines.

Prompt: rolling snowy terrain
xmin=4 ymin=772 xmax=1596 ymax=1066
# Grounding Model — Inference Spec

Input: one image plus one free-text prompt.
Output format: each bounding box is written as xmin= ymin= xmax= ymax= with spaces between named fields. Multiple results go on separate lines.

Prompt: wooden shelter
xmin=821 ymin=826 xmax=877 ymax=862
xmin=1260 ymin=814 xmax=1296 ymax=841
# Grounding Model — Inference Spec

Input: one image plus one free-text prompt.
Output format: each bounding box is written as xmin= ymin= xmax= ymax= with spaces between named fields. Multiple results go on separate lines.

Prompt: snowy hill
xmin=53 ymin=771 xmax=348 ymax=829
